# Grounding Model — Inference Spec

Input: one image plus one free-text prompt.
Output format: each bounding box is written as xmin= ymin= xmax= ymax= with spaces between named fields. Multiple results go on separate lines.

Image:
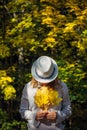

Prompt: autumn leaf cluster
xmin=34 ymin=86 xmax=62 ymax=110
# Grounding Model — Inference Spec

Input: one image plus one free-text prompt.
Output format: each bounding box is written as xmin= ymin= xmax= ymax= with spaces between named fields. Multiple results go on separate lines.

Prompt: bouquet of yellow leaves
xmin=34 ymin=86 xmax=62 ymax=110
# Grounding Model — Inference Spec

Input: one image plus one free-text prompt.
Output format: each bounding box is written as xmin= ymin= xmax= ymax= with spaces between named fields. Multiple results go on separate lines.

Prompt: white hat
xmin=31 ymin=56 xmax=58 ymax=83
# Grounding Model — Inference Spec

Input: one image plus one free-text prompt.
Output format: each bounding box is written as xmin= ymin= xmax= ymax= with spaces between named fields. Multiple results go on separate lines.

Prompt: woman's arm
xmin=19 ymin=84 xmax=38 ymax=128
xmin=56 ymin=82 xmax=72 ymax=124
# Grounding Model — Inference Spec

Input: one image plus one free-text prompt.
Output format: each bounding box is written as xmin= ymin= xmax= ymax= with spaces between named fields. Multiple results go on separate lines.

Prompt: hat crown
xmin=31 ymin=56 xmax=58 ymax=83
xmin=36 ymin=56 xmax=54 ymax=78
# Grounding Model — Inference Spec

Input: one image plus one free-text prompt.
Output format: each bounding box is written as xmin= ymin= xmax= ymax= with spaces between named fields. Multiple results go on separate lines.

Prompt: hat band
xmin=35 ymin=67 xmax=55 ymax=79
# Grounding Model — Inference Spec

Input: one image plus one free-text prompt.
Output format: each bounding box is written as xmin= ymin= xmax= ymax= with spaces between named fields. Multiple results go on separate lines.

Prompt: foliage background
xmin=0 ymin=0 xmax=87 ymax=130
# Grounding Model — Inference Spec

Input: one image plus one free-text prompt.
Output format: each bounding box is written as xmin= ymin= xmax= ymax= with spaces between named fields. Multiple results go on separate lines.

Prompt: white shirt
xmin=19 ymin=80 xmax=72 ymax=130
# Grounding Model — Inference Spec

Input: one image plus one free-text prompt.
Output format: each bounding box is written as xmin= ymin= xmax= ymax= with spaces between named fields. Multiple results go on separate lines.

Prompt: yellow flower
xmin=3 ymin=85 xmax=16 ymax=100
xmin=34 ymin=86 xmax=62 ymax=110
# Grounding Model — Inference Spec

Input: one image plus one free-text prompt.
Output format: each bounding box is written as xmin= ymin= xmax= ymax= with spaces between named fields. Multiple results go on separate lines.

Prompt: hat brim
xmin=31 ymin=58 xmax=58 ymax=83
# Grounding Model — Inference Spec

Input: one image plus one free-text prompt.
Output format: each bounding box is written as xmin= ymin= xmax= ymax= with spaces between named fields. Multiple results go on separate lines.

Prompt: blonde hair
xmin=31 ymin=77 xmax=61 ymax=89
xmin=31 ymin=78 xmax=38 ymax=88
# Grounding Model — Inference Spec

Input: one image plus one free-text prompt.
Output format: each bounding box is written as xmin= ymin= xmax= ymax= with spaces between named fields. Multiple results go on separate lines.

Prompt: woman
xmin=19 ymin=56 xmax=72 ymax=130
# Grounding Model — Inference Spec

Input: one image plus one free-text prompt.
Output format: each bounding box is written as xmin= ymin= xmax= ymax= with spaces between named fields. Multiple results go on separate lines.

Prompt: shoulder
xmin=21 ymin=81 xmax=33 ymax=98
xmin=22 ymin=82 xmax=32 ymax=93
xmin=25 ymin=82 xmax=31 ymax=88
xmin=59 ymin=80 xmax=69 ymax=94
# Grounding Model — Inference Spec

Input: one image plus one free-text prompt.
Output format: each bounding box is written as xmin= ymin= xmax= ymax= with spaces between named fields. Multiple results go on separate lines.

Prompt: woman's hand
xmin=46 ymin=111 xmax=57 ymax=121
xmin=36 ymin=110 xmax=48 ymax=121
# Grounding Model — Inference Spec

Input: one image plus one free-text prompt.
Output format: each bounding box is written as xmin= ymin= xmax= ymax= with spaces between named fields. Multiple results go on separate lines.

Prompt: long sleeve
xmin=56 ymin=82 xmax=72 ymax=124
xmin=19 ymin=83 xmax=38 ymax=128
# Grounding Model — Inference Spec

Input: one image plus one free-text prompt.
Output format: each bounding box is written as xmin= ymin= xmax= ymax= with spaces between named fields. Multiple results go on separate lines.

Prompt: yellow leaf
xmin=34 ymin=86 xmax=62 ymax=110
